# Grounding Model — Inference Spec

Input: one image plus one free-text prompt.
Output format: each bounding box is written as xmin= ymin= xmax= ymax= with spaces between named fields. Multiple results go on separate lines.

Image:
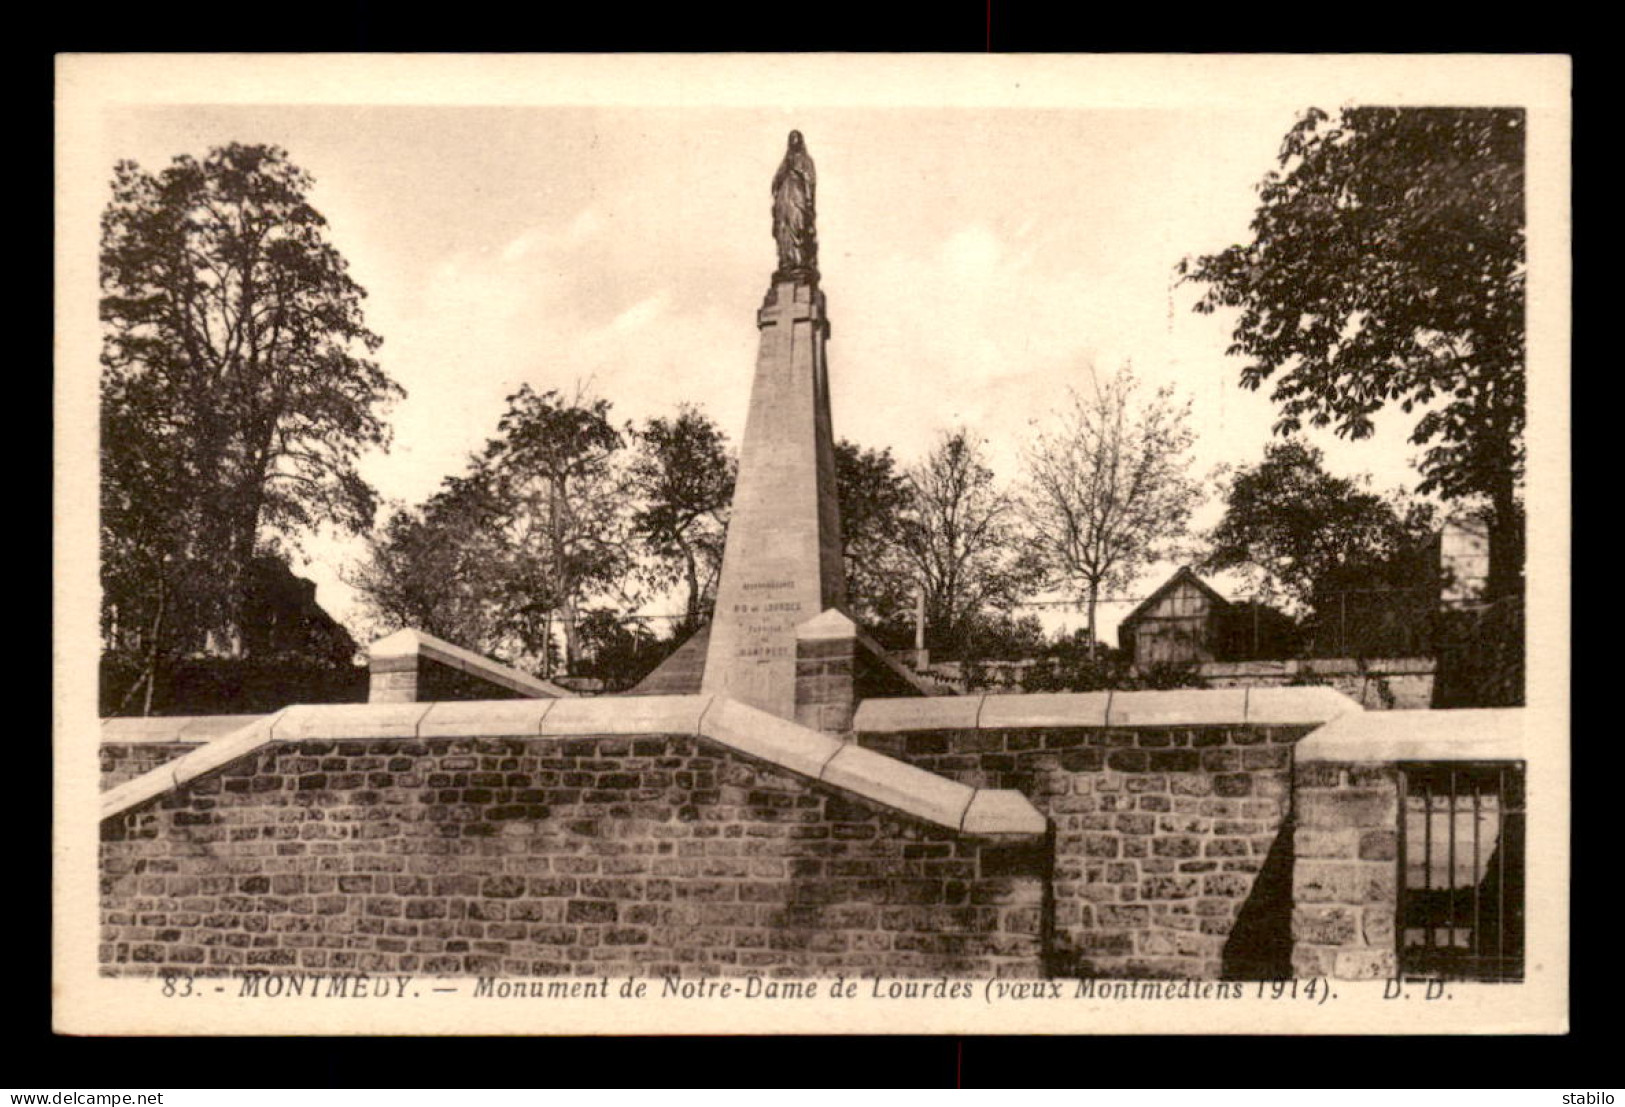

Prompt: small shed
xmin=1118 ymin=567 xmax=1231 ymax=669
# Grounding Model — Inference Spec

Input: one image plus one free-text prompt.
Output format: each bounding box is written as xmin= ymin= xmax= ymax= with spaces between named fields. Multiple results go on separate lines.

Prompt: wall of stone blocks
xmin=794 ymin=634 xmax=855 ymax=734
xmin=1288 ymin=760 xmax=1399 ymax=980
xmin=1196 ymin=659 xmax=1435 ymax=711
xmin=854 ymin=722 xmax=1315 ymax=979
xmin=99 ymin=734 xmax=1043 ymax=979
xmin=101 ymin=743 xmax=197 ymax=790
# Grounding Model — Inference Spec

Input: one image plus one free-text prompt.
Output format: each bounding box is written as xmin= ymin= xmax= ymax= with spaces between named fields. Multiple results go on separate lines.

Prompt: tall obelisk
xmin=701 ymin=131 xmax=847 ymax=719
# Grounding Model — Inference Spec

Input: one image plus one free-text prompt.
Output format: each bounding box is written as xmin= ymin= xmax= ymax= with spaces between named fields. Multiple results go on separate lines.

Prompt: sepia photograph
xmin=53 ymin=53 xmax=1570 ymax=1036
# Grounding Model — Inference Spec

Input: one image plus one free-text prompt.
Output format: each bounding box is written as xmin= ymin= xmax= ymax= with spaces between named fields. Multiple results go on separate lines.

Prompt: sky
xmin=93 ymin=94 xmax=1488 ymax=644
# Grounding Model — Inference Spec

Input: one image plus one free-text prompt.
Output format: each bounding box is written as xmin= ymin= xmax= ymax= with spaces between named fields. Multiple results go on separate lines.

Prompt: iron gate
xmin=1396 ymin=761 xmax=1525 ymax=981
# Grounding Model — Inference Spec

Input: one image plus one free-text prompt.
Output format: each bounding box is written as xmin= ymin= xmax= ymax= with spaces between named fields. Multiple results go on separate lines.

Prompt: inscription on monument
xmin=735 ymin=579 xmax=803 ymax=657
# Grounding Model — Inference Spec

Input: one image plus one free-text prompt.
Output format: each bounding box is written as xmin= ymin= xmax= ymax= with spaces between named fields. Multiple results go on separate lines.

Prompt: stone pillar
xmin=365 ymin=626 xmax=573 ymax=702
xmin=795 ymin=608 xmax=857 ymax=734
xmin=702 ymin=277 xmax=847 ymax=719
xmin=1291 ymin=760 xmax=1400 ymax=980
xmin=368 ymin=654 xmax=420 ymax=704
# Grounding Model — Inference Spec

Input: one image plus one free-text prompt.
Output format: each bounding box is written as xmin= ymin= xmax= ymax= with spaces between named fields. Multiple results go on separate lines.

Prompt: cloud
xmin=608 ymin=293 xmax=667 ymax=334
xmin=500 ymin=226 xmax=547 ymax=263
xmin=500 ymin=208 xmax=603 ymax=263
xmin=829 ymin=222 xmax=1111 ymax=476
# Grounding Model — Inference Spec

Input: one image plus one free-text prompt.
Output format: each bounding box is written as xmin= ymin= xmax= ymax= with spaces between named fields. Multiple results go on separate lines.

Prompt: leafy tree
xmin=1181 ymin=107 xmax=1525 ymax=596
xmin=834 ymin=439 xmax=917 ymax=645
xmin=347 ymin=468 xmax=517 ymax=660
xmin=1022 ymin=364 xmax=1202 ymax=658
xmin=903 ymin=429 xmax=1041 ymax=659
xmin=481 ymin=385 xmax=635 ymax=674
xmin=962 ymin=611 xmax=1048 ymax=662
xmin=1203 ymin=438 xmax=1438 ymax=610
xmin=350 ymin=385 xmax=634 ymax=677
xmin=628 ymin=406 xmax=735 ymax=637
xmin=101 ymin=143 xmax=401 ymax=711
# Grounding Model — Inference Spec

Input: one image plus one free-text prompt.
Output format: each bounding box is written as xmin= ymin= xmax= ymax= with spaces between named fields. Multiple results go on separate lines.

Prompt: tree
xmin=1203 ymin=438 xmax=1438 ymax=610
xmin=481 ymin=385 xmax=635 ymax=675
xmin=834 ymin=439 xmax=917 ymax=645
xmin=903 ymin=429 xmax=1041 ymax=659
xmin=962 ymin=612 xmax=1048 ymax=662
xmin=347 ymin=469 xmax=517 ymax=660
xmin=1022 ymin=364 xmax=1202 ymax=658
xmin=628 ymin=406 xmax=735 ymax=637
xmin=1181 ymin=107 xmax=1525 ymax=597
xmin=101 ymin=143 xmax=401 ymax=711
xmin=350 ymin=385 xmax=635 ymax=677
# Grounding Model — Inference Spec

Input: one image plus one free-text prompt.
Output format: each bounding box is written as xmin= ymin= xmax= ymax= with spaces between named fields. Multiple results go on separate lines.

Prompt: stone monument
xmin=700 ymin=131 xmax=850 ymax=723
xmin=634 ymin=132 xmax=932 ymax=721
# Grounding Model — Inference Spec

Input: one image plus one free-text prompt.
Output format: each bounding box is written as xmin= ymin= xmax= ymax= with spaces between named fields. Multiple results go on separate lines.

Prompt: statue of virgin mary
xmin=771 ymin=130 xmax=818 ymax=279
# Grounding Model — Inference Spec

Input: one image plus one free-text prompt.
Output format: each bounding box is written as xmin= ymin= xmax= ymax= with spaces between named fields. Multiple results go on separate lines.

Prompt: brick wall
xmin=101 ymin=743 xmax=197 ymax=789
xmin=856 ymin=723 xmax=1314 ymax=979
xmin=794 ymin=628 xmax=855 ymax=734
xmin=1289 ymin=760 xmax=1399 ymax=980
xmin=100 ymin=734 xmax=1043 ymax=979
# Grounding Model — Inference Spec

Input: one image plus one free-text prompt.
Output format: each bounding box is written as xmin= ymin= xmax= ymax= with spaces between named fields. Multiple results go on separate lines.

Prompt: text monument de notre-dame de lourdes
xmin=700 ymin=131 xmax=850 ymax=722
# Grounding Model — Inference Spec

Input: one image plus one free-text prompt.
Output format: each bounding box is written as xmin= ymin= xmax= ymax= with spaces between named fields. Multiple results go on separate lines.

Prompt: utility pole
xmin=914 ymin=584 xmax=928 ymax=669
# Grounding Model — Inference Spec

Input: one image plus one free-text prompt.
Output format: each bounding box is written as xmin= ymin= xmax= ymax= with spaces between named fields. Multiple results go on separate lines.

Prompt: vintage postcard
xmin=55 ymin=53 xmax=1571 ymax=1035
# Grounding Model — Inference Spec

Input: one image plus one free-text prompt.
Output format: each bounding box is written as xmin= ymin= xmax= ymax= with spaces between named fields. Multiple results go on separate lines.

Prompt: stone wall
xmin=106 ymin=689 xmax=1451 ymax=985
xmin=101 ymin=742 xmax=197 ymax=789
xmin=854 ymin=688 xmax=1358 ymax=979
xmin=855 ymin=725 xmax=1305 ymax=979
xmin=1289 ymin=760 xmax=1399 ymax=980
xmin=1196 ymin=658 xmax=1435 ymax=711
xmin=365 ymin=627 xmax=573 ymax=704
xmin=100 ymin=730 xmax=1043 ymax=979
xmin=1287 ymin=707 xmax=1526 ymax=983
xmin=794 ymin=612 xmax=857 ymax=733
xmin=99 ymin=716 xmax=259 ymax=788
xmin=891 ymin=657 xmax=1435 ymax=709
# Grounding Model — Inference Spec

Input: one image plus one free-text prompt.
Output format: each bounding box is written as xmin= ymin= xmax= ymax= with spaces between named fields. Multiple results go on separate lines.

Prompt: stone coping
xmin=853 ymin=686 xmax=1361 ymax=733
xmin=101 ymin=710 xmax=290 ymax=821
xmin=1295 ymin=707 xmax=1525 ymax=764
xmin=99 ymin=695 xmax=1046 ymax=839
xmin=368 ymin=627 xmax=575 ymax=699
